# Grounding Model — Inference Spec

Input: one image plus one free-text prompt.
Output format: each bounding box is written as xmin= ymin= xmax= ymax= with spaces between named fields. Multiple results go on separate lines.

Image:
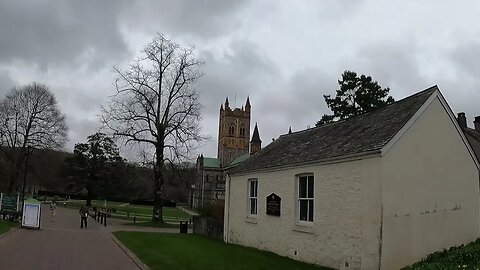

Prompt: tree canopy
xmin=65 ymin=133 xmax=135 ymax=206
xmin=102 ymin=33 xmax=204 ymax=222
xmin=0 ymin=82 xmax=68 ymax=192
xmin=316 ymin=71 xmax=394 ymax=127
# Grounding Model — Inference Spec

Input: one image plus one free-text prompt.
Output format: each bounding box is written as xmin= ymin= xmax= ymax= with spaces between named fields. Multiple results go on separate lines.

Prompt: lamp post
xmin=190 ymin=184 xmax=195 ymax=209
xmin=21 ymin=146 xmax=31 ymax=203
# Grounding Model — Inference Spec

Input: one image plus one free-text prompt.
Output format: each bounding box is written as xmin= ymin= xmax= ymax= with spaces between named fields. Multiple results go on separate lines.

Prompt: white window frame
xmin=296 ymin=174 xmax=314 ymax=225
xmin=247 ymin=179 xmax=258 ymax=217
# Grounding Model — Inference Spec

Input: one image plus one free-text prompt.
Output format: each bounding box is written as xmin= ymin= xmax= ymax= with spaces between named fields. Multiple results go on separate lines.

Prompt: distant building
xmin=456 ymin=112 xmax=480 ymax=161
xmin=225 ymin=86 xmax=480 ymax=270
xmin=193 ymin=97 xmax=262 ymax=208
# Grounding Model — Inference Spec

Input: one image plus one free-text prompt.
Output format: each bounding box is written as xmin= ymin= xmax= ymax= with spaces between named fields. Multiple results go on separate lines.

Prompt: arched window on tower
xmin=240 ymin=125 xmax=245 ymax=136
xmin=229 ymin=124 xmax=235 ymax=135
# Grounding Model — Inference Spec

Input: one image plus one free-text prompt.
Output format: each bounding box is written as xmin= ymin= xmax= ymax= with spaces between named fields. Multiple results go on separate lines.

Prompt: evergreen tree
xmin=316 ymin=71 xmax=394 ymax=126
xmin=65 ymin=133 xmax=134 ymax=206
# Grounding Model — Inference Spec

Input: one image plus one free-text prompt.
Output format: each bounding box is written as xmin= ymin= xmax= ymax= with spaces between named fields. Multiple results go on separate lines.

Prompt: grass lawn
xmin=0 ymin=220 xmax=17 ymax=235
xmin=123 ymin=221 xmax=179 ymax=228
xmin=403 ymin=239 xmax=480 ymax=269
xmin=114 ymin=232 xmax=330 ymax=270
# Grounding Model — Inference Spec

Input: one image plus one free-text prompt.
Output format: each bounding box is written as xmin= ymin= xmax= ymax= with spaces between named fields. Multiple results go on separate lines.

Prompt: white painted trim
xmin=381 ymin=90 xmax=439 ymax=156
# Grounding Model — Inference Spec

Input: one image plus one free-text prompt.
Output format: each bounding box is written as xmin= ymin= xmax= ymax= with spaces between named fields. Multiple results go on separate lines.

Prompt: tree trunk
xmin=152 ymin=147 xmax=164 ymax=223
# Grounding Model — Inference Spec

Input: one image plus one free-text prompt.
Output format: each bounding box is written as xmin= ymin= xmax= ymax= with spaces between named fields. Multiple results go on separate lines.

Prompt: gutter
xmin=224 ymin=173 xmax=231 ymax=243
xmin=201 ymin=169 xmax=205 ymax=207
xmin=232 ymin=150 xmax=382 ymax=176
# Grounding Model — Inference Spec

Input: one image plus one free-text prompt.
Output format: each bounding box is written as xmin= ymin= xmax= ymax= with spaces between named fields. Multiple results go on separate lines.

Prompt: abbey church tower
xmin=218 ymin=97 xmax=251 ymax=166
xmin=193 ymin=96 xmax=261 ymax=208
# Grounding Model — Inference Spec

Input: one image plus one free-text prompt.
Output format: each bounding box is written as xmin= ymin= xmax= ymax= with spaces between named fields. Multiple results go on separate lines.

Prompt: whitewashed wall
xmin=225 ymin=157 xmax=382 ymax=269
xmin=380 ymin=97 xmax=480 ymax=270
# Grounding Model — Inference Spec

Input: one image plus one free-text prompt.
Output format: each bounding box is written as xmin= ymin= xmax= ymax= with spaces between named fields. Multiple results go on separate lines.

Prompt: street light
xmin=21 ymin=146 xmax=31 ymax=203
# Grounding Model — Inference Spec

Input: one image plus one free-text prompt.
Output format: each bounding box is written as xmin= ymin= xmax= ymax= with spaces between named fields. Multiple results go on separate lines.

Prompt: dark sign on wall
xmin=266 ymin=193 xmax=281 ymax=216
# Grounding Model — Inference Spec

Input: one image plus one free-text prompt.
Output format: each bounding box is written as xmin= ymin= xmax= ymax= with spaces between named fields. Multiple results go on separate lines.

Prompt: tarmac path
xmin=0 ymin=205 xmax=141 ymax=270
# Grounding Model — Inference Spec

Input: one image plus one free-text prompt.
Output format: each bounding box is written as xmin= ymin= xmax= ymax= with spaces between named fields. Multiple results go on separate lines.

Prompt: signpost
xmin=1 ymin=194 xmax=20 ymax=212
xmin=266 ymin=193 xmax=281 ymax=216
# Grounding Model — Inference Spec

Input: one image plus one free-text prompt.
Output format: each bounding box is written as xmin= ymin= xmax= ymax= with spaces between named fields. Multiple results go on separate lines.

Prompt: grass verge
xmin=403 ymin=239 xmax=480 ymax=269
xmin=123 ymin=221 xmax=179 ymax=228
xmin=113 ymin=232 xmax=330 ymax=270
xmin=0 ymin=220 xmax=18 ymax=235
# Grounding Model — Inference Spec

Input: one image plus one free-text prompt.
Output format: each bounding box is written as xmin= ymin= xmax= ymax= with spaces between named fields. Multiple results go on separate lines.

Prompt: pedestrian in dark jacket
xmin=79 ymin=204 xmax=89 ymax=228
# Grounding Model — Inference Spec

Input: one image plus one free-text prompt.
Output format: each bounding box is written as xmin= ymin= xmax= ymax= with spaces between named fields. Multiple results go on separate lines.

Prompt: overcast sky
xmin=1 ymin=0 xmax=479 ymax=160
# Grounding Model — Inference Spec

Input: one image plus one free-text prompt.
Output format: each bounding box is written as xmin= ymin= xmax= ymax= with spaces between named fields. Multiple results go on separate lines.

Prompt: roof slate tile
xmin=231 ymin=86 xmax=438 ymax=174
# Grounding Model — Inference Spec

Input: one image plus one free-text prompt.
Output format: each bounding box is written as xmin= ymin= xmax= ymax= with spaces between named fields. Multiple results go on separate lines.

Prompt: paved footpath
xmin=0 ymin=205 xmax=142 ymax=270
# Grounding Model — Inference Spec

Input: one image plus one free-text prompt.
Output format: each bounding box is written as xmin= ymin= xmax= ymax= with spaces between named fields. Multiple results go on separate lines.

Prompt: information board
xmin=266 ymin=193 xmax=281 ymax=216
xmin=1 ymin=195 xmax=19 ymax=211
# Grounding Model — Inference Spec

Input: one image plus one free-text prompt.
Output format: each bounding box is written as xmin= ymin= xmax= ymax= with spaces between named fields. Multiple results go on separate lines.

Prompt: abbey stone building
xmin=193 ymin=97 xmax=262 ymax=208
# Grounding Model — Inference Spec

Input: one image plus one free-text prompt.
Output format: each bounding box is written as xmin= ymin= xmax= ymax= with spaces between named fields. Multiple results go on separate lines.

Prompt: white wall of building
xmin=224 ymin=94 xmax=480 ymax=270
xmin=380 ymin=97 xmax=480 ymax=269
xmin=225 ymin=156 xmax=382 ymax=269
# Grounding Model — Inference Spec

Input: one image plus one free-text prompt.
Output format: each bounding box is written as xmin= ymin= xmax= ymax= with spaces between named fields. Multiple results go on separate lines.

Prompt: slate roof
xmin=464 ymin=128 xmax=480 ymax=142
xmin=463 ymin=128 xmax=480 ymax=161
xmin=231 ymin=86 xmax=438 ymax=174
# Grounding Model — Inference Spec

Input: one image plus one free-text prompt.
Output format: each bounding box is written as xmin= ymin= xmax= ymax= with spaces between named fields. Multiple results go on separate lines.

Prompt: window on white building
xmin=248 ymin=179 xmax=258 ymax=216
xmin=298 ymin=174 xmax=314 ymax=222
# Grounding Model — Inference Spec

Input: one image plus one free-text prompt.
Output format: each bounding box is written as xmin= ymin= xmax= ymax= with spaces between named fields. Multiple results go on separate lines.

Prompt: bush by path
xmin=404 ymin=239 xmax=480 ymax=269
xmin=0 ymin=220 xmax=17 ymax=235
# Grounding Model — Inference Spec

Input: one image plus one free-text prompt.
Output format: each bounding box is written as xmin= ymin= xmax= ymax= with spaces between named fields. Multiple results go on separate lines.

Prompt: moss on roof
xmin=203 ymin=157 xmax=221 ymax=168
xmin=228 ymin=153 xmax=250 ymax=167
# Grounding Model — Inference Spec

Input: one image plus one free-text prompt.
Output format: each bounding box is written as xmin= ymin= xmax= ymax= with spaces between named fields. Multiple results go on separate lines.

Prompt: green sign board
xmin=1 ymin=195 xmax=19 ymax=211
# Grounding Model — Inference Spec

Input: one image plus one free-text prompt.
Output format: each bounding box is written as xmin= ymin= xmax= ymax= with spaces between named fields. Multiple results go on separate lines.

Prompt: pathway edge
xmin=111 ymin=234 xmax=150 ymax=270
xmin=0 ymin=226 xmax=20 ymax=240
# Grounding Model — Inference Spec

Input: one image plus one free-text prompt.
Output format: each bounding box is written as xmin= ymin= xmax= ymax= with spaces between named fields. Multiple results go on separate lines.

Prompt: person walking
xmin=49 ymin=201 xmax=57 ymax=222
xmin=79 ymin=204 xmax=89 ymax=228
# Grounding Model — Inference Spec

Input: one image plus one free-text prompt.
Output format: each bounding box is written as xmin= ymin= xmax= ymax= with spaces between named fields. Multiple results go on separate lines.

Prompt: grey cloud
xmin=0 ymin=70 xmax=15 ymax=96
xmin=65 ymin=116 xmax=101 ymax=151
xmin=0 ymin=0 xmax=129 ymax=70
xmin=450 ymin=41 xmax=480 ymax=79
xmin=197 ymin=40 xmax=278 ymax=118
xmin=352 ymin=42 xmax=430 ymax=99
xmin=315 ymin=0 xmax=366 ymax=20
xmin=195 ymin=40 xmax=278 ymax=156
xmin=121 ymin=0 xmax=251 ymax=39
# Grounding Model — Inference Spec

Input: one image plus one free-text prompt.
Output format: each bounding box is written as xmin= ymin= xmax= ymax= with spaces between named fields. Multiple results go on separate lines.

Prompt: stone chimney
xmin=475 ymin=116 xmax=480 ymax=131
xmin=457 ymin=112 xmax=467 ymax=129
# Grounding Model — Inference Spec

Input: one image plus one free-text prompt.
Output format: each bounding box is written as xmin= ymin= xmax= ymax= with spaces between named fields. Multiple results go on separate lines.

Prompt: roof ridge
xmin=282 ymin=85 xmax=438 ymax=138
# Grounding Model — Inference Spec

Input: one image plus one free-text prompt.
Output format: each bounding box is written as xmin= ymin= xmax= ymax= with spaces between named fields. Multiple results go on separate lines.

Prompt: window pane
xmin=307 ymin=177 xmax=314 ymax=198
xmin=254 ymin=181 xmax=258 ymax=197
xmin=250 ymin=198 xmax=256 ymax=214
xmin=254 ymin=199 xmax=257 ymax=214
xmin=299 ymin=200 xmax=308 ymax=221
xmin=249 ymin=181 xmax=255 ymax=197
xmin=308 ymin=200 xmax=314 ymax=222
xmin=299 ymin=177 xmax=307 ymax=198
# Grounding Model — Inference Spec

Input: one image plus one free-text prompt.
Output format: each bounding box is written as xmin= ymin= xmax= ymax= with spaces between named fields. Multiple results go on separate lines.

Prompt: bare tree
xmin=102 ymin=33 xmax=204 ymax=223
xmin=0 ymin=82 xmax=68 ymax=193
